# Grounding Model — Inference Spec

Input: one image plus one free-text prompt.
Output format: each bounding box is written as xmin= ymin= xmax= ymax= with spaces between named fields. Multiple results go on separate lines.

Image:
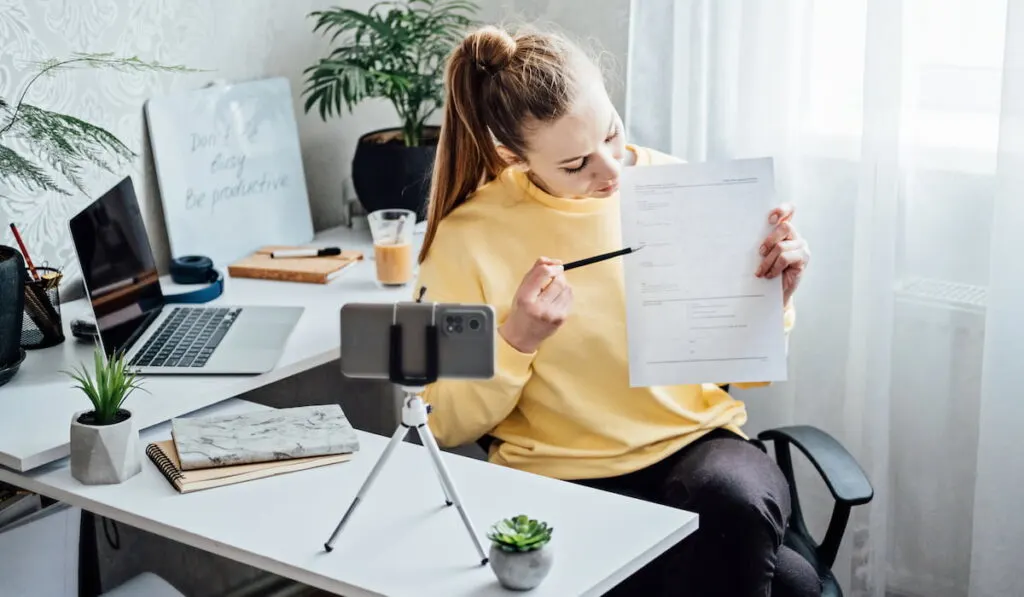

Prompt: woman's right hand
xmin=499 ymin=257 xmax=573 ymax=353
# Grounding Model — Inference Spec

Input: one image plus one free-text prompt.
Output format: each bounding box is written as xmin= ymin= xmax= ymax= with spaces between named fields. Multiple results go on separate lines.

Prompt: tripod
xmin=322 ymin=304 xmax=489 ymax=565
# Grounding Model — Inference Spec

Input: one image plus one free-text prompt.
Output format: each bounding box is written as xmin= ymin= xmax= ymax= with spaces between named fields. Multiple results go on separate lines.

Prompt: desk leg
xmin=78 ymin=510 xmax=102 ymax=597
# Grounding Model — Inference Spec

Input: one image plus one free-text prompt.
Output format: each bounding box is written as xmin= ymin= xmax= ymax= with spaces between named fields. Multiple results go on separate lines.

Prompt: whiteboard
xmin=145 ymin=77 xmax=314 ymax=265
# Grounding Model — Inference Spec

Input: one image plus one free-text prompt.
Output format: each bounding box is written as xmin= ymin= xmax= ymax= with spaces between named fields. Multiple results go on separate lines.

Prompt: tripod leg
xmin=323 ymin=422 xmax=409 ymax=552
xmin=420 ymin=425 xmax=453 ymax=506
xmin=417 ymin=425 xmax=489 ymax=565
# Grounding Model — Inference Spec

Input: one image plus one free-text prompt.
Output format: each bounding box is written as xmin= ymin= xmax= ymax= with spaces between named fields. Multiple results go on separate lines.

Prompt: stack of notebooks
xmin=146 ymin=405 xmax=360 ymax=494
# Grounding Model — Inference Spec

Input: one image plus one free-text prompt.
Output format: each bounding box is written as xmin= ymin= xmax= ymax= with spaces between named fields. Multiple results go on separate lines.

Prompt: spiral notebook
xmin=145 ymin=440 xmax=352 ymax=494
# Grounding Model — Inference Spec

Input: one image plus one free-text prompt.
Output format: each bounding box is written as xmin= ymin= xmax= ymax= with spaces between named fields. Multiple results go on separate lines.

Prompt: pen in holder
xmin=21 ymin=266 xmax=65 ymax=349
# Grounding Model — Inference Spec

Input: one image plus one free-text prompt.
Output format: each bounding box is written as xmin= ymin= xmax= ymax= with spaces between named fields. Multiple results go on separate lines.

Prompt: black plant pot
xmin=351 ymin=126 xmax=439 ymax=221
xmin=0 ymin=245 xmax=25 ymax=369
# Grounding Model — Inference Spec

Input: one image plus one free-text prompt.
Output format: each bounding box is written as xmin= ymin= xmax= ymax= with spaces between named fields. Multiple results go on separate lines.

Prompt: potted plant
xmin=486 ymin=514 xmax=555 ymax=591
xmin=1 ymin=53 xmax=195 ymax=197
xmin=301 ymin=0 xmax=479 ymax=220
xmin=65 ymin=347 xmax=147 ymax=485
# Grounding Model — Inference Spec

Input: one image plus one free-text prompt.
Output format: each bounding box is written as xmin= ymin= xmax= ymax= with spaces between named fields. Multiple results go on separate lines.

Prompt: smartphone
xmin=339 ymin=302 xmax=496 ymax=382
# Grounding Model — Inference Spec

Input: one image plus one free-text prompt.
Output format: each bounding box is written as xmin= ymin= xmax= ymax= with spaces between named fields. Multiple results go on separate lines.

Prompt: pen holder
xmin=21 ymin=267 xmax=65 ymax=350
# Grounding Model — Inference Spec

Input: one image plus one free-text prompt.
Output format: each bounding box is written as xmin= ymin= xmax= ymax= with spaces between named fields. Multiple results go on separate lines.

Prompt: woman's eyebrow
xmin=556 ymin=113 xmax=617 ymax=165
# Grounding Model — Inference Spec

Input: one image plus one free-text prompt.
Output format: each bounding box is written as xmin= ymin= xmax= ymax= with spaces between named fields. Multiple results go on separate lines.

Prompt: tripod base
xmin=323 ymin=388 xmax=488 ymax=566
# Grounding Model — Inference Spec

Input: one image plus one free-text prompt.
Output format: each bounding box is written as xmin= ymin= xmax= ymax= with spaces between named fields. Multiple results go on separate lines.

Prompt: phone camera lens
xmin=469 ymin=319 xmax=480 ymax=330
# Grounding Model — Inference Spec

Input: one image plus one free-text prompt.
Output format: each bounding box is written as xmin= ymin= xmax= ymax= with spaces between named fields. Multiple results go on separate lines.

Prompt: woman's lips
xmin=595 ymin=180 xmax=619 ymax=193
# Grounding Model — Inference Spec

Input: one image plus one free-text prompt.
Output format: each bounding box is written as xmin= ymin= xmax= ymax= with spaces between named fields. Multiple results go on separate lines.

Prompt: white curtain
xmin=627 ymin=1 xmax=1024 ymax=596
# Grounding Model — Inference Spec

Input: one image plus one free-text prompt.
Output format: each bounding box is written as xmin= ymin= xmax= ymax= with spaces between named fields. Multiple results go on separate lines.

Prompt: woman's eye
xmin=605 ymin=128 xmax=620 ymax=143
xmin=563 ymin=157 xmax=588 ymax=174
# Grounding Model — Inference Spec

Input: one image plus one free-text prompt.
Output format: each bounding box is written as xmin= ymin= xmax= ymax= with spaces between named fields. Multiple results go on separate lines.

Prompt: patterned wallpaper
xmin=0 ymin=0 xmax=403 ymax=288
xmin=0 ymin=0 xmax=630 ymax=292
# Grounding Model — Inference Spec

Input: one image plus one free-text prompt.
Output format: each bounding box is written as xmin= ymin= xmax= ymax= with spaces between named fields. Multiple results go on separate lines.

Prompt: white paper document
xmin=619 ymin=157 xmax=788 ymax=387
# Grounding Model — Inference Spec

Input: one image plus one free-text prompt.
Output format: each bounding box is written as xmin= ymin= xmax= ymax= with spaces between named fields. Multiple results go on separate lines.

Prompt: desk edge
xmin=0 ymin=465 xmax=381 ymax=597
xmin=581 ymin=512 xmax=699 ymax=596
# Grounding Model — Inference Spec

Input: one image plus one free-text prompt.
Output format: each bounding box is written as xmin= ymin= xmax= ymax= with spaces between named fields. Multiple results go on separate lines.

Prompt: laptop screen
xmin=69 ymin=177 xmax=165 ymax=358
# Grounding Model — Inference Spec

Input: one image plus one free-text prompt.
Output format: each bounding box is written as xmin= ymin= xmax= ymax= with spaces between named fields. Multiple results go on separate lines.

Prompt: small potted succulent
xmin=66 ymin=347 xmax=146 ymax=485
xmin=486 ymin=514 xmax=555 ymax=591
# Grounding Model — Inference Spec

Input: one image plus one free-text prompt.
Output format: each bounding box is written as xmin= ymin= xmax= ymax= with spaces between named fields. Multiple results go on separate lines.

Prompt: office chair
xmin=754 ymin=425 xmax=873 ymax=596
xmin=473 ymin=386 xmax=873 ymax=597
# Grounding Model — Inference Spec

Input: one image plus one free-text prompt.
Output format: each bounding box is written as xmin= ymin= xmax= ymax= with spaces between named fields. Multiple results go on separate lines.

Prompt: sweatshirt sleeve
xmin=415 ymin=229 xmax=535 ymax=448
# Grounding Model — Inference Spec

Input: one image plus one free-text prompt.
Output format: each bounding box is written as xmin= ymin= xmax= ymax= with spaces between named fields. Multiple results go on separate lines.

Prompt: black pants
xmin=574 ymin=429 xmax=822 ymax=597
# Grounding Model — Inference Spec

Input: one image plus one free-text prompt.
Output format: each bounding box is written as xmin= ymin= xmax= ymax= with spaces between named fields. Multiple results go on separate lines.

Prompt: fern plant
xmin=487 ymin=515 xmax=554 ymax=553
xmin=301 ymin=0 xmax=479 ymax=147
xmin=66 ymin=347 xmax=146 ymax=425
xmin=0 ymin=52 xmax=196 ymax=197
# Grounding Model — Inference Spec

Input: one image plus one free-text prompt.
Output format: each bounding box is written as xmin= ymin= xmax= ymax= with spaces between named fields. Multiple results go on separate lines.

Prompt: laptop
xmin=69 ymin=177 xmax=304 ymax=374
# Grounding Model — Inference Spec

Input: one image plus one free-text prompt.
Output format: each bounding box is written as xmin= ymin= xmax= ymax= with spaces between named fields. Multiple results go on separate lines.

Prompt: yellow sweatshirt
xmin=416 ymin=145 xmax=795 ymax=480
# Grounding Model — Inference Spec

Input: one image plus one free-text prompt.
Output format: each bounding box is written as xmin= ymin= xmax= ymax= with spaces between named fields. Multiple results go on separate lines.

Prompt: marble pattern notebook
xmin=170 ymin=405 xmax=360 ymax=471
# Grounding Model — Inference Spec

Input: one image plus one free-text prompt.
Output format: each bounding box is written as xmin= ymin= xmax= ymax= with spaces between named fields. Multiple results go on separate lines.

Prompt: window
xmin=802 ymin=0 xmax=1007 ymax=174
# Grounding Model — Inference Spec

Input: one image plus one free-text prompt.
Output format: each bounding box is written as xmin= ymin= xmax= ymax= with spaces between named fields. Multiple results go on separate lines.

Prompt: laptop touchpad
xmin=227 ymin=324 xmax=293 ymax=350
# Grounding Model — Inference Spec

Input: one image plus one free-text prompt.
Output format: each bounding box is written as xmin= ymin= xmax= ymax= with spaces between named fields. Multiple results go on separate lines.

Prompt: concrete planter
xmin=70 ymin=409 xmax=141 ymax=485
xmin=488 ymin=543 xmax=554 ymax=591
xmin=0 ymin=245 xmax=25 ymax=380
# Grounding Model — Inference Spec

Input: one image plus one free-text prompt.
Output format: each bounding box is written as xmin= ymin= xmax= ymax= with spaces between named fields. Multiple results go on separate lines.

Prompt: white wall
xmin=0 ymin=0 xmax=632 ymax=286
xmin=488 ymin=0 xmax=633 ymax=113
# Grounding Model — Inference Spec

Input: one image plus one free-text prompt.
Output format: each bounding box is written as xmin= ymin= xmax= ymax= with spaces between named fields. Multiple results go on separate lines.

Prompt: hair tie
xmin=474 ymin=60 xmax=499 ymax=78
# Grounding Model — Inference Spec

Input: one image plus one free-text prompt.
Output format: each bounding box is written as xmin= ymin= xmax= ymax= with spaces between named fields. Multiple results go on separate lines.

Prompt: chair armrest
xmin=758 ymin=425 xmax=873 ymax=506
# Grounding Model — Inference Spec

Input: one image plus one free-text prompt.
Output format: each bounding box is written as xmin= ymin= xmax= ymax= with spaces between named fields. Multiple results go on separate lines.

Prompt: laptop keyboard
xmin=130 ymin=307 xmax=242 ymax=368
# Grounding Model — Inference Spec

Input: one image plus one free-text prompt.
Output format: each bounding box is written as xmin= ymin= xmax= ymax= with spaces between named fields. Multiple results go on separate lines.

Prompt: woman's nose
xmin=592 ymin=149 xmax=621 ymax=182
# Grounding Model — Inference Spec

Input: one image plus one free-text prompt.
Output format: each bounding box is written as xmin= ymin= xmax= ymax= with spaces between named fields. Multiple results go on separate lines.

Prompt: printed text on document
xmin=619 ymin=157 xmax=788 ymax=387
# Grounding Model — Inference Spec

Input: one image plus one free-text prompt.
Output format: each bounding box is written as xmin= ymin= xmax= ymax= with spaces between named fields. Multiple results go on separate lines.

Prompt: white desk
xmin=0 ymin=222 xmax=699 ymax=596
xmin=0 ymin=224 xmax=410 ymax=472
xmin=0 ymin=398 xmax=699 ymax=597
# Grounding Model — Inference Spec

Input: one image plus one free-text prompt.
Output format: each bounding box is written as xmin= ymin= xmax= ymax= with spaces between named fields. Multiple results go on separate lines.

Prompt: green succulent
xmin=65 ymin=346 xmax=146 ymax=425
xmin=486 ymin=515 xmax=553 ymax=553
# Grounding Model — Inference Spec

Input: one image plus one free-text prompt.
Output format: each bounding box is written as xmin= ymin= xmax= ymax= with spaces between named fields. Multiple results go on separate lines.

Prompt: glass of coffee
xmin=368 ymin=209 xmax=416 ymax=287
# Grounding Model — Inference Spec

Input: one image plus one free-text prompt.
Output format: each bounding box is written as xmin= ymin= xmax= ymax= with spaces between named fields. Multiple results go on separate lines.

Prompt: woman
xmin=416 ymin=24 xmax=814 ymax=597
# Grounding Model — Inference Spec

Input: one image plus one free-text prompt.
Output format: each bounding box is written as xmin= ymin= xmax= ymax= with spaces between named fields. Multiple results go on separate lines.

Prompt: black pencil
xmin=563 ymin=245 xmax=645 ymax=271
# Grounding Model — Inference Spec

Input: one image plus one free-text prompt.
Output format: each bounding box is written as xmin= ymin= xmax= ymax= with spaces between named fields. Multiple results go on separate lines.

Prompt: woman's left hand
xmin=755 ymin=203 xmax=809 ymax=306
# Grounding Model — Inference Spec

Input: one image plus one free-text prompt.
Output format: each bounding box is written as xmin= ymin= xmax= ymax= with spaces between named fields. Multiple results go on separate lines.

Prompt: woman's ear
xmin=496 ymin=145 xmax=529 ymax=172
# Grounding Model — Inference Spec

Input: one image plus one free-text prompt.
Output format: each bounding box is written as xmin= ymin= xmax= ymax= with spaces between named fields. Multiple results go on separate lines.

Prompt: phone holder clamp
xmin=322 ymin=301 xmax=488 ymax=566
xmin=387 ymin=301 xmax=439 ymax=387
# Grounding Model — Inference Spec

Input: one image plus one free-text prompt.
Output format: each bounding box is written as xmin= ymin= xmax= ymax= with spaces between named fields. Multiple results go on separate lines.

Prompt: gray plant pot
xmin=70 ymin=409 xmax=142 ymax=485
xmin=0 ymin=245 xmax=25 ymax=370
xmin=488 ymin=543 xmax=554 ymax=591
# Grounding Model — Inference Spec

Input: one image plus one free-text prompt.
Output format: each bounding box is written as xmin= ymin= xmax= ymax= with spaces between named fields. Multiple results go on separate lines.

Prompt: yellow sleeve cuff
xmin=496 ymin=333 xmax=535 ymax=380
xmin=784 ymin=300 xmax=797 ymax=333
